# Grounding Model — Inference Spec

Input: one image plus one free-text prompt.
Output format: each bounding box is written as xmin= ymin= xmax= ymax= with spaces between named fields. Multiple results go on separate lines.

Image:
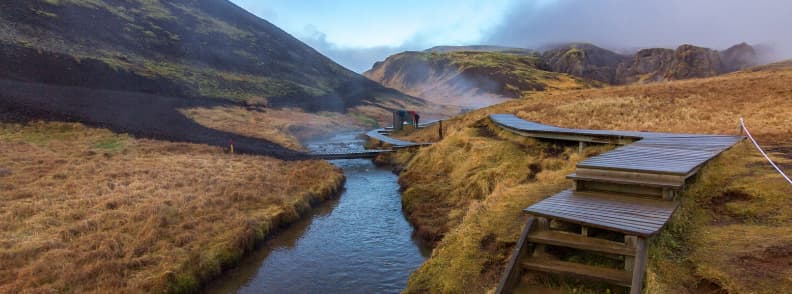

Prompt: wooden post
xmin=738 ymin=119 xmax=744 ymax=136
xmin=578 ymin=141 xmax=586 ymax=153
xmin=495 ymin=217 xmax=536 ymax=294
xmin=624 ymin=235 xmax=636 ymax=271
xmin=630 ymin=237 xmax=648 ymax=294
xmin=581 ymin=226 xmax=589 ymax=237
xmin=532 ymin=217 xmax=550 ymax=257
xmin=661 ymin=188 xmax=674 ymax=201
xmin=439 ymin=120 xmax=444 ymax=140
xmin=229 ymin=138 xmax=234 ymax=154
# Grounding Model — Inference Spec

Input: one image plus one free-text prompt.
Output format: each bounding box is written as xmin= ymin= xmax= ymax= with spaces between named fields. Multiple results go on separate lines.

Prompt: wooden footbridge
xmin=491 ymin=114 xmax=743 ymax=294
xmin=308 ymin=121 xmax=436 ymax=160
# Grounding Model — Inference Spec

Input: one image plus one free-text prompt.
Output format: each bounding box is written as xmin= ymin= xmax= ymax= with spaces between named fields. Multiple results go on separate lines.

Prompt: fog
xmin=486 ymin=0 xmax=792 ymax=59
xmin=299 ymin=0 xmax=792 ymax=72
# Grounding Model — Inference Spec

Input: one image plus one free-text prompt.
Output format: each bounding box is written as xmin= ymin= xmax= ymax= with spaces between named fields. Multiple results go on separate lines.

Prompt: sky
xmin=231 ymin=0 xmax=792 ymax=73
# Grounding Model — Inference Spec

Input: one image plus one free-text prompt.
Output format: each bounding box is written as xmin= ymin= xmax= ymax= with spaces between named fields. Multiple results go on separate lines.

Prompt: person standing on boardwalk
xmin=414 ymin=113 xmax=420 ymax=127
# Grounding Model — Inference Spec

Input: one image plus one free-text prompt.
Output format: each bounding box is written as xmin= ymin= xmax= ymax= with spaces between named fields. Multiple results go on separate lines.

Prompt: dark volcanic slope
xmin=0 ymin=79 xmax=303 ymax=159
xmin=0 ymin=0 xmax=427 ymax=157
xmin=0 ymin=0 xmax=421 ymax=111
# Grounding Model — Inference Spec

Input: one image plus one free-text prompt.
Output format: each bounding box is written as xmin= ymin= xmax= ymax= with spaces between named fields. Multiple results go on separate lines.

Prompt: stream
xmin=205 ymin=132 xmax=429 ymax=293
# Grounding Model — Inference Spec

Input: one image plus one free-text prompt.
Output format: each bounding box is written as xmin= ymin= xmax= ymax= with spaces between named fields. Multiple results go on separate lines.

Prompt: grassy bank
xmin=396 ymin=62 xmax=792 ymax=293
xmin=180 ymin=101 xmax=459 ymax=152
xmin=0 ymin=121 xmax=345 ymax=293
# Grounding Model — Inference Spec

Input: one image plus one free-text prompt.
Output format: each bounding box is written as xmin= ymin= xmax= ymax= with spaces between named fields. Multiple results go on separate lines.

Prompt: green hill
xmin=364 ymin=51 xmax=596 ymax=108
xmin=0 ymin=0 xmax=421 ymax=111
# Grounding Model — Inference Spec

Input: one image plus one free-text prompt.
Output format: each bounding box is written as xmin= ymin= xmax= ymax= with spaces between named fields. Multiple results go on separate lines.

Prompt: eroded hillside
xmin=364 ymin=51 xmax=596 ymax=108
xmin=366 ymin=42 xmax=761 ymax=108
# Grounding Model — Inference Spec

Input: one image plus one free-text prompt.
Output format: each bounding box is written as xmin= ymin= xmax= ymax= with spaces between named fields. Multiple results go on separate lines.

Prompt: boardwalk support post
xmin=532 ymin=217 xmax=550 ymax=257
xmin=630 ymin=237 xmax=648 ymax=294
xmin=439 ymin=120 xmax=444 ymax=140
xmin=624 ymin=235 xmax=636 ymax=271
xmin=578 ymin=141 xmax=586 ymax=153
xmin=495 ymin=217 xmax=536 ymax=294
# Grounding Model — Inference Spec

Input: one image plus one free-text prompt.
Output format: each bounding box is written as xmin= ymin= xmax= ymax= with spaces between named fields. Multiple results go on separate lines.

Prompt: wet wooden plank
xmin=524 ymin=190 xmax=678 ymax=237
xmin=527 ymin=231 xmax=636 ymax=256
xmin=521 ymin=257 xmax=632 ymax=287
xmin=365 ymin=128 xmax=420 ymax=147
xmin=567 ymin=172 xmax=683 ymax=189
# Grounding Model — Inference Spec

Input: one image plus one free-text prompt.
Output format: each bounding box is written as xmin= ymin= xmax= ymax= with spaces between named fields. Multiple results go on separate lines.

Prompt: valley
xmin=1 ymin=0 xmax=790 ymax=293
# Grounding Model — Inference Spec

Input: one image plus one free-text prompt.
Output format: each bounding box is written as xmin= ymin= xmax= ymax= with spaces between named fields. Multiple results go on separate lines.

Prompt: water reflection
xmin=205 ymin=132 xmax=428 ymax=294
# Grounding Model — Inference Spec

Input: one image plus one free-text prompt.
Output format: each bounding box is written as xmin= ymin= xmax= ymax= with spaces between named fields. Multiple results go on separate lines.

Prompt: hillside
xmin=364 ymin=51 xmax=596 ymax=108
xmin=366 ymin=43 xmax=761 ymax=107
xmin=424 ymin=45 xmax=533 ymax=54
xmin=0 ymin=0 xmax=422 ymax=110
xmin=0 ymin=0 xmax=437 ymax=155
xmin=386 ymin=61 xmax=792 ymax=293
xmin=541 ymin=43 xmax=628 ymax=83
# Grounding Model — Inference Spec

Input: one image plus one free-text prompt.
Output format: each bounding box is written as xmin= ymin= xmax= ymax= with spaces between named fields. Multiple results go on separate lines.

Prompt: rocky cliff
xmin=366 ymin=42 xmax=761 ymax=106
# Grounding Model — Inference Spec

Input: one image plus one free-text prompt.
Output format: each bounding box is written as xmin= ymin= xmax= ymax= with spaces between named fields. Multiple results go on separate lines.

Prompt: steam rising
xmin=297 ymin=0 xmax=792 ymax=71
xmin=485 ymin=0 xmax=792 ymax=62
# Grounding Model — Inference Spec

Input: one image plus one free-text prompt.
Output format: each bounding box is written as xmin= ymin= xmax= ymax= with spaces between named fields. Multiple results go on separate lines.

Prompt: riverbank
xmin=393 ymin=63 xmax=792 ymax=293
xmin=0 ymin=121 xmax=345 ymax=293
xmin=205 ymin=131 xmax=428 ymax=293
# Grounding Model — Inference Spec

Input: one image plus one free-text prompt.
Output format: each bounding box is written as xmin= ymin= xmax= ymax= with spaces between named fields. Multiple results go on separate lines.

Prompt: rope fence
xmin=740 ymin=118 xmax=792 ymax=185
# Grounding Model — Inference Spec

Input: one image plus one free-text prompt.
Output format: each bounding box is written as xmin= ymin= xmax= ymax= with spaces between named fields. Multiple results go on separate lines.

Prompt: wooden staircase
xmin=490 ymin=114 xmax=743 ymax=294
xmin=500 ymin=174 xmax=665 ymax=294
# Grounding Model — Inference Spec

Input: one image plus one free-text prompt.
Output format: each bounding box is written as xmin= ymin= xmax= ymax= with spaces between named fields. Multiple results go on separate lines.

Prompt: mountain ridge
xmin=365 ymin=42 xmax=762 ymax=107
xmin=0 ymin=0 xmax=423 ymax=112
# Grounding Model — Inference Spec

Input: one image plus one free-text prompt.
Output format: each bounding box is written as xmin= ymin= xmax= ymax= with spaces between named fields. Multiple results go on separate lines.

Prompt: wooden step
xmin=521 ymin=257 xmax=632 ymax=287
xmin=568 ymin=172 xmax=683 ymax=189
xmin=527 ymin=231 xmax=635 ymax=257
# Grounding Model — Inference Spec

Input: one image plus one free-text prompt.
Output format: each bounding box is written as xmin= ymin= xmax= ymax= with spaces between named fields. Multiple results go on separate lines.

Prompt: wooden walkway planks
xmin=309 ymin=149 xmax=394 ymax=160
xmin=521 ymin=257 xmax=633 ymax=287
xmin=491 ymin=113 xmax=742 ymax=293
xmin=364 ymin=128 xmax=423 ymax=147
xmin=310 ymin=121 xmax=438 ymax=160
xmin=567 ymin=172 xmax=684 ymax=189
xmin=365 ymin=120 xmax=439 ymax=148
xmin=526 ymin=231 xmax=636 ymax=256
xmin=525 ymin=190 xmax=679 ymax=237
xmin=490 ymin=114 xmax=742 ymax=176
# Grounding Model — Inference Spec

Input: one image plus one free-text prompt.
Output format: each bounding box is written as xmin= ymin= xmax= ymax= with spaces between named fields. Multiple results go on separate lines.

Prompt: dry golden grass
xmin=180 ymin=107 xmax=366 ymax=151
xmin=398 ymin=62 xmax=792 ymax=293
xmin=400 ymin=123 xmax=613 ymax=293
xmin=180 ymin=102 xmax=459 ymax=151
xmin=402 ymin=61 xmax=792 ymax=145
xmin=0 ymin=121 xmax=344 ymax=293
xmin=645 ymin=142 xmax=792 ymax=294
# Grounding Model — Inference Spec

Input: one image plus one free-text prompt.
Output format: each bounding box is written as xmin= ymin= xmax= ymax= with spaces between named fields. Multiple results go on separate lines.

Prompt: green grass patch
xmin=92 ymin=136 xmax=125 ymax=152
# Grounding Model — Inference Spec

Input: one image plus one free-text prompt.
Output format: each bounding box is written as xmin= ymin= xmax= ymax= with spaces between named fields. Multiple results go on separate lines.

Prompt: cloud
xmin=485 ymin=0 xmax=792 ymax=58
xmin=276 ymin=0 xmax=792 ymax=73
xmin=299 ymin=27 xmax=431 ymax=73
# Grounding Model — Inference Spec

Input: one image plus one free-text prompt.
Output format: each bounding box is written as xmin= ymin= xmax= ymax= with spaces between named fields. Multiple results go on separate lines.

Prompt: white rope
xmin=740 ymin=118 xmax=792 ymax=185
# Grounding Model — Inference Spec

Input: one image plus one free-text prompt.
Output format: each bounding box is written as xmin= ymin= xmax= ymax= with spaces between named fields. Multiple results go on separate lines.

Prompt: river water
xmin=205 ymin=132 xmax=429 ymax=293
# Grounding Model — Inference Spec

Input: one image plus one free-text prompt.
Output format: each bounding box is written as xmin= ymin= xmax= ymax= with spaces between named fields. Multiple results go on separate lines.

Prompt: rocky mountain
xmin=721 ymin=42 xmax=759 ymax=72
xmin=364 ymin=51 xmax=595 ymax=108
xmin=424 ymin=45 xmax=533 ymax=55
xmin=540 ymin=43 xmax=629 ymax=83
xmin=366 ymin=42 xmax=761 ymax=106
xmin=0 ymin=0 xmax=422 ymax=112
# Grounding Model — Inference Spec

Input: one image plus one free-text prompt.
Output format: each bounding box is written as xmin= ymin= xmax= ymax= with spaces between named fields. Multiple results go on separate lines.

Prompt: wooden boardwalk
xmin=308 ymin=121 xmax=438 ymax=160
xmin=491 ymin=114 xmax=742 ymax=293
xmin=308 ymin=149 xmax=394 ymax=160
